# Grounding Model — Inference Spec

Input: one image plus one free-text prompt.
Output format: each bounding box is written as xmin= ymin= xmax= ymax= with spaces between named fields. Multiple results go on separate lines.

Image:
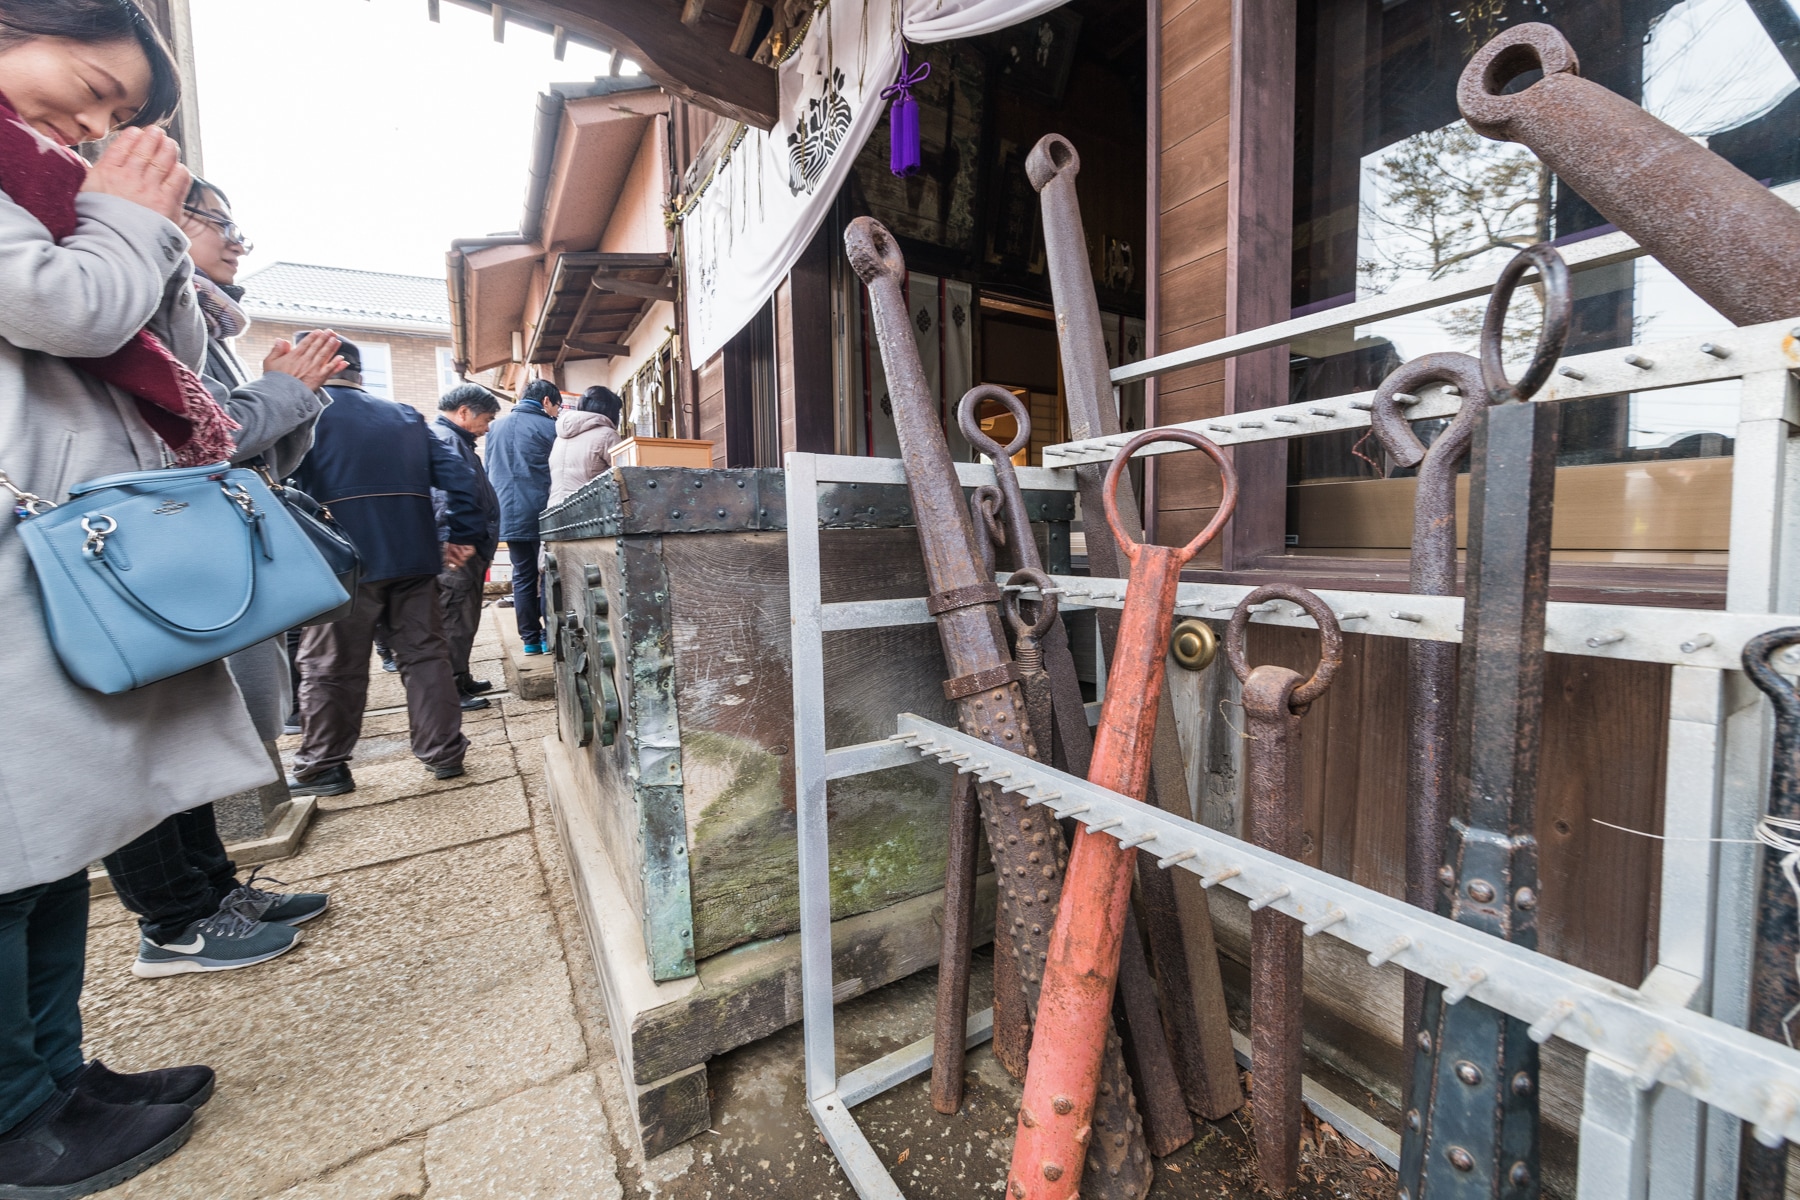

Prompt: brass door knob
xmin=1170 ymin=618 xmax=1218 ymax=672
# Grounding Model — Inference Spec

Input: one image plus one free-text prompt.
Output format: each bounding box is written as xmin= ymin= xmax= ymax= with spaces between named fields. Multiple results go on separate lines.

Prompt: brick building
xmin=232 ymin=261 xmax=461 ymax=419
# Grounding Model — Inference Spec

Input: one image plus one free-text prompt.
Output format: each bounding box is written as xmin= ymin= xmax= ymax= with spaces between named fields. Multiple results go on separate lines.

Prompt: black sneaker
xmin=456 ymin=673 xmax=494 ymax=696
xmin=131 ymin=908 xmax=301 ymax=979
xmin=62 ymin=1062 xmax=214 ymax=1111
xmin=0 ymin=1089 xmax=194 ymax=1199
xmin=281 ymin=718 xmax=301 ymax=737
xmin=285 ymin=764 xmax=354 ymax=797
xmin=220 ymin=870 xmax=329 ymax=928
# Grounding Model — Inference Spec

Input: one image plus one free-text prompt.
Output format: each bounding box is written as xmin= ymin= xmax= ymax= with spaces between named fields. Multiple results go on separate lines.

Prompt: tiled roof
xmin=237 ymin=261 xmax=452 ymax=331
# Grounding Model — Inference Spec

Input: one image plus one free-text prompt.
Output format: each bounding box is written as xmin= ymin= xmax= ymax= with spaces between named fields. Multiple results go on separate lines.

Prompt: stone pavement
xmin=79 ymin=605 xmax=1398 ymax=1199
xmin=80 ymin=607 xmax=637 ymax=1200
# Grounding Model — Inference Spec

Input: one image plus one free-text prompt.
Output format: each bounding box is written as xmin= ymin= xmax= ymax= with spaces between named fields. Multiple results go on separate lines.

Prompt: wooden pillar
xmin=1221 ymin=0 xmax=1296 ymax=570
xmin=1150 ymin=0 xmax=1232 ymax=558
xmin=137 ymin=0 xmax=206 ymax=175
xmin=1151 ymin=0 xmax=1295 ymax=567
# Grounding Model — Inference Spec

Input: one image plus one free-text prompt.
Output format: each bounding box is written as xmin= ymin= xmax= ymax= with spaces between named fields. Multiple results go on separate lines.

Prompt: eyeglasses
xmin=182 ymin=206 xmax=253 ymax=252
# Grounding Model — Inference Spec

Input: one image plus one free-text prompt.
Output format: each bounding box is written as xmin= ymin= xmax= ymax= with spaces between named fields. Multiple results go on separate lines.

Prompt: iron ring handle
xmin=844 ymin=216 xmax=907 ymax=288
xmin=971 ymin=485 xmax=1005 ymax=550
xmin=1369 ymin=352 xmax=1489 ymax=470
xmin=1481 ymin=242 xmax=1572 ymax=405
xmin=958 ymin=384 xmax=1032 ymax=463
xmin=1003 ymin=567 xmax=1059 ymax=640
xmin=1223 ymin=585 xmax=1345 ymax=709
xmin=1744 ymin=627 xmax=1800 ymax=725
xmin=1102 ymin=428 xmax=1238 ymax=566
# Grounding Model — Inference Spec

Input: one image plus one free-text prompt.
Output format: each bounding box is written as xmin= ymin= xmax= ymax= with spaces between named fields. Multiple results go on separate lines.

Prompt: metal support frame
xmin=787 ymin=267 xmax=1800 ymax=1192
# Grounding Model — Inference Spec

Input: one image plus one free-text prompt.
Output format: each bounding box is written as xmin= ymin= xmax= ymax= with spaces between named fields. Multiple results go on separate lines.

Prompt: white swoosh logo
xmin=159 ymin=935 xmax=204 ymax=953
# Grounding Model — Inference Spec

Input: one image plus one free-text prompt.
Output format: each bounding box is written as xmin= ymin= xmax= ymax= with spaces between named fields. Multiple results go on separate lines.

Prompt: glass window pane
xmin=1292 ymin=0 xmax=1799 ymax=484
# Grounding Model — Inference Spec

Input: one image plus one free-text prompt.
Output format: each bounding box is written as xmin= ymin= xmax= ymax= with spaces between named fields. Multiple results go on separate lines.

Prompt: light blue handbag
xmin=5 ymin=461 xmax=349 ymax=694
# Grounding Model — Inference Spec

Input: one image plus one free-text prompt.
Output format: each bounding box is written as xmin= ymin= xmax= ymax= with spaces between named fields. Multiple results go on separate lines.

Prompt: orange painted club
xmin=1006 ymin=428 xmax=1237 ymax=1199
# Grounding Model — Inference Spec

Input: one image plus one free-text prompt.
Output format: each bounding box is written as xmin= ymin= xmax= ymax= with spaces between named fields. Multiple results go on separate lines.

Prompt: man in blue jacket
xmin=431 ymin=384 xmax=503 ymax=710
xmin=287 ymin=341 xmax=485 ymax=796
xmin=485 ymin=377 xmax=561 ymax=653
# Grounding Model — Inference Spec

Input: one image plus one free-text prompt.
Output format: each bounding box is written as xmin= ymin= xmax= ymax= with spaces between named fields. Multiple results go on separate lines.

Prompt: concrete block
xmin=504 ymin=646 xmax=555 ymax=700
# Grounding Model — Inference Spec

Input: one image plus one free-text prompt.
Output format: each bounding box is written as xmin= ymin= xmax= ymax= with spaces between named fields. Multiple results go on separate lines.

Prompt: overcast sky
xmin=188 ymin=0 xmax=632 ymax=280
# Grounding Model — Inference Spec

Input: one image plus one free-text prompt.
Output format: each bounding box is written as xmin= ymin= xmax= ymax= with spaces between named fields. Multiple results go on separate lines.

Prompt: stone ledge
xmin=504 ymin=647 xmax=556 ymax=700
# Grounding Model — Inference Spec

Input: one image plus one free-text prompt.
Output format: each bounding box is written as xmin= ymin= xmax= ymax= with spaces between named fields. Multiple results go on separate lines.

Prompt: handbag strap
xmin=0 ymin=469 xmax=54 ymax=517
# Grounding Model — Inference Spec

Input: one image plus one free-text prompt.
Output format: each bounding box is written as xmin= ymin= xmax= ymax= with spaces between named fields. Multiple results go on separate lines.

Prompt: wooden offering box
xmin=536 ymin=465 xmax=1072 ymax=1156
xmin=609 ymin=436 xmax=714 ymax=468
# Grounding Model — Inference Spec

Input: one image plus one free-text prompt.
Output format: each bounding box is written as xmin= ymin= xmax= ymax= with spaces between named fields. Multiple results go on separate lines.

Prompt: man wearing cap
xmin=285 ymin=338 xmax=484 ymax=795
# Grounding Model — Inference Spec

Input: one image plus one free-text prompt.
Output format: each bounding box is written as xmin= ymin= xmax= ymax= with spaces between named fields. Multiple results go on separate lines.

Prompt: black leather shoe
xmin=285 ymin=764 xmax=355 ymax=797
xmin=0 ymin=1089 xmax=194 ymax=1199
xmin=459 ymin=694 xmax=491 ymax=711
xmin=62 ymin=1061 xmax=214 ymax=1110
xmin=456 ymin=673 xmax=494 ymax=696
xmin=428 ymin=760 xmax=466 ymax=780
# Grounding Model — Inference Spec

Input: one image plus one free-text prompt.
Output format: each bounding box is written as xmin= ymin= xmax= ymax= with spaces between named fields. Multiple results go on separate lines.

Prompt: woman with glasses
xmin=98 ymin=175 xmax=348 ymax=986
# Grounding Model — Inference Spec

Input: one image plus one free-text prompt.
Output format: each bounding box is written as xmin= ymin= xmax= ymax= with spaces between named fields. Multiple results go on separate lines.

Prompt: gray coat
xmin=0 ymin=190 xmax=274 ymax=892
xmin=207 ymin=338 xmax=327 ymax=741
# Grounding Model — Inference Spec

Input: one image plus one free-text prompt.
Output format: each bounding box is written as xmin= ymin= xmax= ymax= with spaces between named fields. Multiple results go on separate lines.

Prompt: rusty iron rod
xmin=1458 ymin=22 xmax=1800 ymax=326
xmin=847 ymin=217 xmax=1151 ymax=1198
xmin=931 ymin=767 xmax=983 ymax=1115
xmin=1030 ymin=131 xmax=1243 ymax=1123
xmin=1738 ymin=628 xmax=1800 ymax=1196
xmin=1369 ymin=352 xmax=1489 ymax=1042
xmin=1400 ymin=243 xmax=1570 ymax=1200
xmin=1225 ymin=586 xmax=1344 ymax=1194
xmin=1007 ymin=428 xmax=1237 ymax=1200
xmin=960 ymin=386 xmax=1094 ymax=780
xmin=961 ymin=389 xmax=1192 ymax=1150
xmin=1115 ymin=906 xmax=1195 ymax=1158
xmin=930 ymin=485 xmax=1029 ymax=1107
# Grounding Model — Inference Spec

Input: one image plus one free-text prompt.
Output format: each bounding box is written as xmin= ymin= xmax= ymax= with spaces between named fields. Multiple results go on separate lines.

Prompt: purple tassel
xmin=882 ymin=50 xmax=931 ymax=178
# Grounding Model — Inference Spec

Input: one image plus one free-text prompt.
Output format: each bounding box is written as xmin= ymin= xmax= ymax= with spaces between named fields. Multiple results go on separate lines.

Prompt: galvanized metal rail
xmin=868 ymin=715 xmax=1800 ymax=1148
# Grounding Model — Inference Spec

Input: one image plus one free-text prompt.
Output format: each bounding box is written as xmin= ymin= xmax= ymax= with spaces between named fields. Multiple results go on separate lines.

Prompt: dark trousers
xmin=285 ymin=626 xmax=303 ymax=714
xmin=437 ymin=551 xmax=492 ymax=678
xmin=101 ymin=806 xmax=237 ymax=944
xmin=509 ymin=539 xmax=543 ymax=645
xmin=0 ymin=872 xmax=87 ymax=1136
xmin=294 ymin=575 xmax=467 ymax=775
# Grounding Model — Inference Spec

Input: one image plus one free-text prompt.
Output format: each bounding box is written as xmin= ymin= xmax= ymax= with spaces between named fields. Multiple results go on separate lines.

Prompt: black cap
xmin=297 ymin=331 xmax=361 ymax=375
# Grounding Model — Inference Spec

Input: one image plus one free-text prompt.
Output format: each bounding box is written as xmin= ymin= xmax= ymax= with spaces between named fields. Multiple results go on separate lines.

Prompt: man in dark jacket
xmin=432 ymin=384 xmax=502 ymax=710
xmin=485 ymin=378 xmax=561 ymax=653
xmin=286 ymin=345 xmax=485 ymax=796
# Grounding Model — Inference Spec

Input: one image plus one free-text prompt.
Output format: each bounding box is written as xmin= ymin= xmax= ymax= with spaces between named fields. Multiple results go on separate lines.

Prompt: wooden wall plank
xmin=1235 ymin=625 xmax=1669 ymax=987
xmin=698 ymin=351 xmax=727 ymax=468
xmin=1159 ymin=184 xmax=1229 ymax=275
xmin=1160 ymin=0 xmax=1231 ymax=88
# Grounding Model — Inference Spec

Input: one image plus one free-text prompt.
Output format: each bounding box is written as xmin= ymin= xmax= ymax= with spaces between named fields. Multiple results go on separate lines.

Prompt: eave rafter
xmin=483 ymin=0 xmax=778 ymax=128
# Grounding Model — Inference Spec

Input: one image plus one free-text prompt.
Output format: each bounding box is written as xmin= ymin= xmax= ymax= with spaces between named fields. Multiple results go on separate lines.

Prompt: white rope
xmin=1754 ymin=814 xmax=1800 ymax=1047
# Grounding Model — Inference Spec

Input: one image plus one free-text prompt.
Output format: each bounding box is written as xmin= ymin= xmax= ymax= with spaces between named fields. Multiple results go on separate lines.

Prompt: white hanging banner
xmin=683 ymin=0 xmax=903 ymax=363
xmin=903 ymin=0 xmax=1071 ymax=42
xmin=682 ymin=0 xmax=1072 ymax=364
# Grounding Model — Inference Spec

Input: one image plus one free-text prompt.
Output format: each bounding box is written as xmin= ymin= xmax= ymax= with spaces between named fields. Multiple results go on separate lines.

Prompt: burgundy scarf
xmin=0 ymin=97 xmax=236 ymax=466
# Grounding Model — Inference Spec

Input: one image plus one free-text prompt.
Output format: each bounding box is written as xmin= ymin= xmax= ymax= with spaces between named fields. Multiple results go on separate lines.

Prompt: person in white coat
xmin=0 ymin=4 xmax=260 ymax=1194
xmin=547 ymin=385 xmax=621 ymax=507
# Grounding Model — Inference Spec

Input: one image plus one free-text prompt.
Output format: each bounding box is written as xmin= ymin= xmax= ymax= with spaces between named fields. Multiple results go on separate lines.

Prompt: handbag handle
xmin=81 ymin=484 xmax=265 ymax=635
